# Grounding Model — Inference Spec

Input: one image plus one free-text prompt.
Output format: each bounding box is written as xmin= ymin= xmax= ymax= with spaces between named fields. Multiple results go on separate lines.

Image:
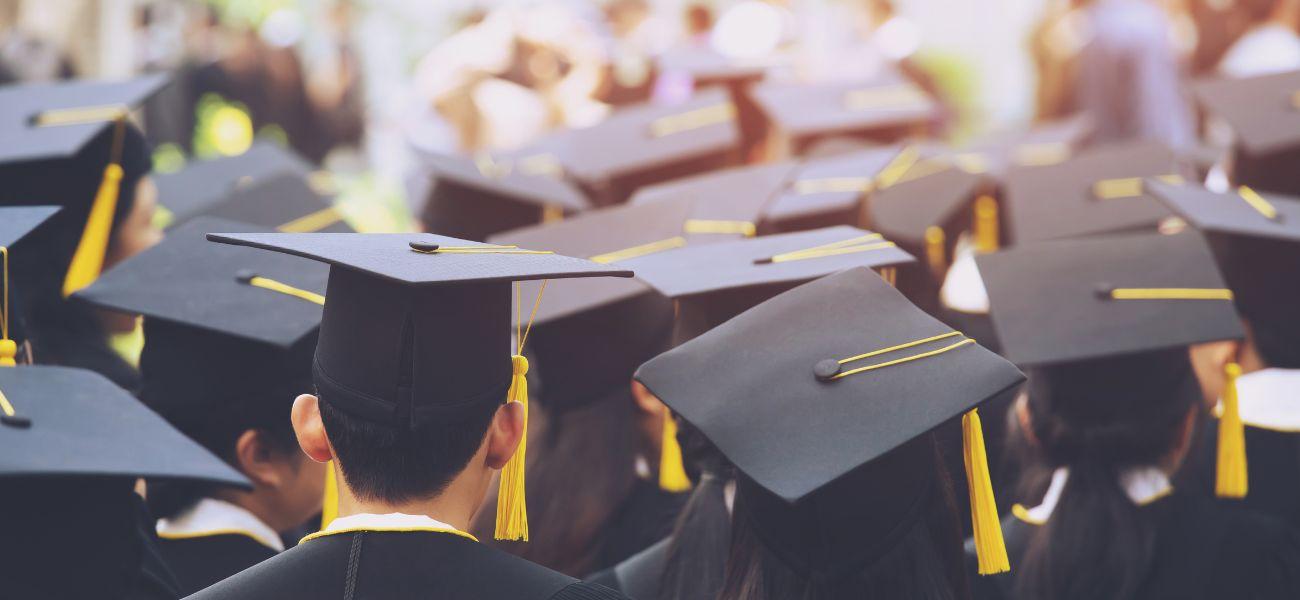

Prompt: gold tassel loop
xmin=63 ymin=163 xmax=124 ymax=297
xmin=496 ymin=354 xmax=531 ymax=541
xmin=320 ymin=461 xmax=339 ymax=530
xmin=1 ymin=246 xmax=12 ymax=367
xmin=1216 ymin=362 xmax=1248 ymax=499
xmin=964 ymin=408 xmax=1010 ymax=575
xmin=659 ymin=406 xmax=692 ymax=492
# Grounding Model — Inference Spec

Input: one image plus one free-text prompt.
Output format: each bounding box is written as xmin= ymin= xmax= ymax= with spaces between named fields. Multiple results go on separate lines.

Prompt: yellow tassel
xmin=658 ymin=406 xmax=692 ymax=492
xmin=495 ymin=354 xmax=531 ymax=541
xmin=925 ymin=226 xmax=946 ymax=278
xmin=62 ymin=163 xmax=124 ymax=297
xmin=0 ymin=340 xmax=14 ymax=367
xmin=1216 ymin=363 xmax=1248 ymax=498
xmin=963 ymin=408 xmax=1010 ymax=575
xmin=974 ymin=195 xmax=999 ymax=254
xmin=320 ymin=461 xmax=339 ymax=530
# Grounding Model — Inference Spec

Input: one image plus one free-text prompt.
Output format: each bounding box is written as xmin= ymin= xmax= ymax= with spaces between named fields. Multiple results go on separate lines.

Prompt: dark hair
xmin=1014 ymin=348 xmax=1200 ymax=600
xmin=2 ymin=123 xmax=151 ymax=389
xmin=1215 ymin=235 xmax=1300 ymax=369
xmin=476 ymin=389 xmax=641 ymax=574
xmin=659 ymin=418 xmax=737 ymax=600
xmin=718 ymin=434 xmax=969 ymax=600
xmin=318 ymin=387 xmax=502 ymax=504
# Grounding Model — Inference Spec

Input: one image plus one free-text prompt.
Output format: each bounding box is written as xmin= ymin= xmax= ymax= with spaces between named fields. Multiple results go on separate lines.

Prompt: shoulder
xmin=185 ymin=534 xmax=351 ymax=599
xmin=549 ymin=581 xmax=632 ymax=600
xmin=158 ymin=534 xmax=277 ymax=596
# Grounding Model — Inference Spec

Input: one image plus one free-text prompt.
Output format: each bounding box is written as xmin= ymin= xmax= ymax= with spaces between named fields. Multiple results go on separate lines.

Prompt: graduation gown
xmin=595 ymin=478 xmax=689 ymax=571
xmin=968 ymin=487 xmax=1300 ymax=600
xmin=588 ymin=539 xmax=669 ymax=600
xmin=1183 ymin=368 xmax=1300 ymax=528
xmin=189 ymin=515 xmax=630 ymax=600
xmin=156 ymin=498 xmax=283 ymax=595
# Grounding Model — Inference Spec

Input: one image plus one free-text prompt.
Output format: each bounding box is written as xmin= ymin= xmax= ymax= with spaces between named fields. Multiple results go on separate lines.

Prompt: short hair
xmin=318 ymin=392 xmax=502 ymax=504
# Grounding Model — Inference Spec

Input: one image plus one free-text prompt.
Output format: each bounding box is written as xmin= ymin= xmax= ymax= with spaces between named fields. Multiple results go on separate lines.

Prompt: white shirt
xmin=323 ymin=512 xmax=461 ymax=534
xmin=1218 ymin=368 xmax=1300 ymax=432
xmin=156 ymin=497 xmax=284 ymax=552
xmin=1015 ymin=466 xmax=1172 ymax=525
xmin=939 ymin=234 xmax=990 ymax=314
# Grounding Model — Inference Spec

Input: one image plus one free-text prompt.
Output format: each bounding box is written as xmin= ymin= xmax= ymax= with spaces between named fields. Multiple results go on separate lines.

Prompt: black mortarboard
xmin=629 ymin=161 xmax=797 ymax=239
xmin=623 ymin=225 xmax=915 ymax=342
xmin=416 ymin=148 xmax=590 ymax=242
xmin=153 ymin=141 xmax=312 ymax=229
xmin=762 ymin=146 xmax=901 ymax=232
xmin=206 ymin=231 xmax=633 ymax=540
xmin=635 ymin=268 xmax=1024 ymax=578
xmin=1004 ymin=140 xmax=1183 ymax=245
xmin=556 ymin=89 xmax=742 ymax=205
xmin=749 ymin=74 xmax=937 ymax=157
xmin=0 ymin=74 xmax=167 ymax=164
xmin=1193 ymin=71 xmax=1300 ymax=195
xmin=0 ymin=206 xmax=59 ymax=249
xmin=169 ymin=171 xmax=351 ymax=234
xmin=0 ymin=364 xmax=247 ymax=485
xmin=486 ymin=199 xmax=705 ymax=409
xmin=1146 ymin=178 xmax=1300 ymax=243
xmin=978 ymin=230 xmax=1243 ymax=367
xmin=867 ymin=149 xmax=992 ymax=263
xmin=657 ymin=48 xmax=771 ymax=86
xmin=73 ymin=216 xmax=324 ymax=461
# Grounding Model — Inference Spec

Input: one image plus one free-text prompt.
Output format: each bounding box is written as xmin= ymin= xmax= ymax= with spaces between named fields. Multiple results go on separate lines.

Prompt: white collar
xmin=1014 ymin=466 xmax=1172 ymax=525
xmin=939 ymin=235 xmax=990 ymax=314
xmin=156 ymin=497 xmax=285 ymax=552
xmin=323 ymin=512 xmax=460 ymax=534
xmin=1216 ymin=368 xmax=1300 ymax=432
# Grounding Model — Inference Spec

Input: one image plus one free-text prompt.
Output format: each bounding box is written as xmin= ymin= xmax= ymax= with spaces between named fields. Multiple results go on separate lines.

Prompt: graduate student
xmin=0 ymin=76 xmax=168 ymax=389
xmin=973 ymin=229 xmax=1300 ymax=600
xmin=635 ymin=267 xmax=1025 ymax=599
xmin=74 ymin=217 xmax=330 ymax=595
xmin=0 ymin=208 xmax=250 ymax=599
xmin=189 ymin=231 xmax=633 ymax=599
xmin=1149 ymin=180 xmax=1300 ymax=527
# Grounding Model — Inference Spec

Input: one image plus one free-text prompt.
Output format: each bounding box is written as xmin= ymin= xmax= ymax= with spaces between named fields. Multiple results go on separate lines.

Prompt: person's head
xmin=141 ymin=322 xmax=325 ymax=532
xmin=719 ymin=433 xmax=968 ymax=600
xmin=1013 ymin=348 xmax=1202 ymax=600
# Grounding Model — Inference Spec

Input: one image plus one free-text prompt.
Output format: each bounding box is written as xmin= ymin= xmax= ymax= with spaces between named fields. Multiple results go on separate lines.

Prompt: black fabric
xmin=191 ymin=172 xmax=352 ymax=233
xmin=596 ymin=479 xmax=690 ymax=572
xmin=0 ymin=74 xmax=168 ymax=163
xmin=154 ymin=142 xmax=312 ymax=229
xmin=159 ymin=534 xmax=277 ymax=596
xmin=131 ymin=492 xmax=186 ymax=600
xmin=1185 ymin=418 xmax=1300 ymax=529
xmin=968 ymin=490 xmax=1300 ymax=600
xmin=188 ymin=531 xmax=628 ymax=600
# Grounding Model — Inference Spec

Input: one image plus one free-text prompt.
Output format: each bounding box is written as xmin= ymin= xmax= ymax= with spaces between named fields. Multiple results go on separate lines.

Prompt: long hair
xmin=1 ymin=123 xmax=151 ymax=389
xmin=659 ymin=419 xmax=737 ymax=600
xmin=1014 ymin=348 xmax=1200 ymax=600
xmin=718 ymin=434 xmax=969 ymax=600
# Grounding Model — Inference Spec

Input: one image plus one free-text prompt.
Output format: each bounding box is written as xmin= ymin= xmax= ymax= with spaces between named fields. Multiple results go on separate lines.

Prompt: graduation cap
xmin=1003 ymin=140 xmax=1184 ymax=245
xmin=629 ymin=161 xmax=797 ymax=239
xmin=0 ymin=206 xmax=60 ymax=363
xmin=635 ymin=268 xmax=1025 ymax=579
xmin=557 ymin=89 xmax=742 ymax=205
xmin=0 ymin=75 xmax=168 ymax=297
xmin=153 ymin=141 xmax=313 ymax=229
xmin=417 ymin=148 xmax=589 ymax=242
xmin=170 ymin=171 xmax=353 ymax=233
xmin=1193 ymin=71 xmax=1300 ymax=196
xmin=762 ymin=146 xmax=901 ymax=233
xmin=749 ymin=73 xmax=937 ymax=157
xmin=623 ymin=225 xmax=915 ymax=342
xmin=1145 ymin=178 xmax=1300 ymax=243
xmin=73 ymin=216 xmax=324 ymax=478
xmin=0 ymin=364 xmax=248 ymax=486
xmin=206 ymin=231 xmax=633 ymax=541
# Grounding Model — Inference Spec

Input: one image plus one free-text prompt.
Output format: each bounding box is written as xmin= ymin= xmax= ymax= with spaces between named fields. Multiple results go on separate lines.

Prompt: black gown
xmin=188 ymin=529 xmax=630 ymax=599
xmin=588 ymin=539 xmax=670 ymax=600
xmin=1183 ymin=417 xmax=1300 ymax=528
xmin=595 ymin=479 xmax=689 ymax=571
xmin=967 ymin=490 xmax=1300 ymax=600
xmin=158 ymin=533 xmax=277 ymax=596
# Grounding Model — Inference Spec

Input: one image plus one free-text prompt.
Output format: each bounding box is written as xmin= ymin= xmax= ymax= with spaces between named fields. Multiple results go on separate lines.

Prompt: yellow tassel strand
xmin=658 ymin=406 xmax=692 ymax=492
xmin=495 ymin=354 xmax=531 ymax=541
xmin=0 ymin=246 xmax=12 ymax=367
xmin=1216 ymin=362 xmax=1248 ymax=499
xmin=974 ymin=195 xmax=999 ymax=254
xmin=925 ymin=226 xmax=946 ymax=277
xmin=496 ymin=280 xmax=548 ymax=541
xmin=62 ymin=163 xmax=124 ymax=297
xmin=964 ymin=408 xmax=1010 ymax=575
xmin=320 ymin=461 xmax=339 ymax=530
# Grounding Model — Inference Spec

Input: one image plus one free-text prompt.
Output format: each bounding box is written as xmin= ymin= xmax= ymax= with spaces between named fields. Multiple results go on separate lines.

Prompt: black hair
xmin=1214 ymin=235 xmax=1300 ymax=369
xmin=318 ymin=388 xmax=502 ymax=504
xmin=659 ymin=418 xmax=737 ymax=600
xmin=717 ymin=433 xmax=969 ymax=600
xmin=1 ymin=122 xmax=151 ymax=389
xmin=1014 ymin=348 xmax=1200 ymax=600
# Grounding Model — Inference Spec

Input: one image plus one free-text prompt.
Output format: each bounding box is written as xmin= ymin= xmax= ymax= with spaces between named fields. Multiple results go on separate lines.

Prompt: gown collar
xmin=1013 ymin=466 xmax=1173 ymax=525
xmin=301 ymin=512 xmax=478 ymax=544
xmin=156 ymin=497 xmax=285 ymax=552
xmin=1217 ymin=368 xmax=1300 ymax=432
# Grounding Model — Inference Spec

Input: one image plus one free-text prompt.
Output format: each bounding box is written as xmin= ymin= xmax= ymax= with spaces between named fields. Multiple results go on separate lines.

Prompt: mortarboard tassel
xmin=974 ymin=195 xmax=999 ymax=254
xmin=1216 ymin=362 xmax=1248 ymax=498
xmin=925 ymin=226 xmax=946 ymax=278
xmin=63 ymin=118 xmax=128 ymax=298
xmin=495 ymin=354 xmax=531 ymax=541
xmin=320 ymin=461 xmax=339 ymax=530
xmin=963 ymin=407 xmax=1010 ymax=575
xmin=1 ymin=246 xmax=13 ymax=367
xmin=658 ymin=406 xmax=692 ymax=492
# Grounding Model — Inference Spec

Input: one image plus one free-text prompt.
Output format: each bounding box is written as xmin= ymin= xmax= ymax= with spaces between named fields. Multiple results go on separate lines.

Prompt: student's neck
xmin=333 ymin=465 xmax=485 ymax=532
xmin=213 ymin=488 xmax=291 ymax=533
xmin=1238 ymin=341 xmax=1270 ymax=375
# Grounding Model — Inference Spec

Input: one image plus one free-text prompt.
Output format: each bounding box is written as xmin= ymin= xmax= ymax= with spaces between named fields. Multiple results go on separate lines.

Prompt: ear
xmin=291 ymin=394 xmax=334 ymax=463
xmin=233 ymin=429 xmax=284 ymax=488
xmin=484 ymin=402 xmax=525 ymax=470
xmin=629 ymin=380 xmax=665 ymax=417
xmin=1188 ymin=341 xmax=1239 ymax=408
xmin=1015 ymin=392 xmax=1040 ymax=449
